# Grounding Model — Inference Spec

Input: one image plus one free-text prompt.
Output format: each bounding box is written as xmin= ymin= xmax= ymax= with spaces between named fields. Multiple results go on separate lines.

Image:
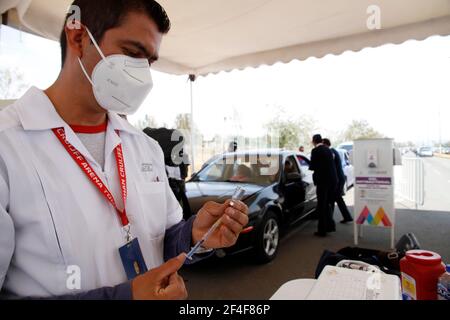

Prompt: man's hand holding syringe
xmin=131 ymin=187 xmax=249 ymax=300
xmin=187 ymin=187 xmax=247 ymax=259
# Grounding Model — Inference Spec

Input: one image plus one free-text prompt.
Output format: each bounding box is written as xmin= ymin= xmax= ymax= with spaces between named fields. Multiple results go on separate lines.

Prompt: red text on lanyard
xmin=52 ymin=127 xmax=129 ymax=227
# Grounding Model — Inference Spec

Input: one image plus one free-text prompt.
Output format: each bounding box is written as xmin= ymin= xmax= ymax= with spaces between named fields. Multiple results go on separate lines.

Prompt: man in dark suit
xmin=323 ymin=139 xmax=353 ymax=224
xmin=309 ymin=134 xmax=338 ymax=237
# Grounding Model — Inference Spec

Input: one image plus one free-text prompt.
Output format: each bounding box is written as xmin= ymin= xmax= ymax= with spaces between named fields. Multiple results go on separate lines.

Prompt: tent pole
xmin=189 ymin=74 xmax=196 ymax=172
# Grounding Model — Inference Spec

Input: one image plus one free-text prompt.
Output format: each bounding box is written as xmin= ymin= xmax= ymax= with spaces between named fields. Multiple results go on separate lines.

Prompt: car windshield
xmin=340 ymin=145 xmax=353 ymax=152
xmin=194 ymin=154 xmax=281 ymax=186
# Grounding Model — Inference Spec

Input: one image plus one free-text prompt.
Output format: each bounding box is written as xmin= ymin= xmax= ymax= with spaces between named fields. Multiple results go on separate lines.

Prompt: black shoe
xmin=340 ymin=219 xmax=353 ymax=224
xmin=314 ymin=232 xmax=327 ymax=237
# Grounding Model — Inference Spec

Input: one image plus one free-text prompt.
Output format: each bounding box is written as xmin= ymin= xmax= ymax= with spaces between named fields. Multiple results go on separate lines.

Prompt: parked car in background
xmin=417 ymin=147 xmax=434 ymax=157
xmin=337 ymin=141 xmax=353 ymax=153
xmin=336 ymin=148 xmax=355 ymax=192
xmin=187 ymin=150 xmax=317 ymax=263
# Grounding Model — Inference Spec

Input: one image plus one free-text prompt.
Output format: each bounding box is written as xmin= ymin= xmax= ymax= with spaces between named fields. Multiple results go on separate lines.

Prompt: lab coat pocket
xmin=133 ymin=181 xmax=167 ymax=240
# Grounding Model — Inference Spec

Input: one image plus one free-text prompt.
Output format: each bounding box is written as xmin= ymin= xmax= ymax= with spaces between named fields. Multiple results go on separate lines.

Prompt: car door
xmin=281 ymin=155 xmax=307 ymax=223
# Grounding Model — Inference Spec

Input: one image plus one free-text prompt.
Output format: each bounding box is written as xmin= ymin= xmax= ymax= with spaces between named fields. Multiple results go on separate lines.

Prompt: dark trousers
xmin=316 ymin=184 xmax=336 ymax=234
xmin=332 ymin=181 xmax=353 ymax=221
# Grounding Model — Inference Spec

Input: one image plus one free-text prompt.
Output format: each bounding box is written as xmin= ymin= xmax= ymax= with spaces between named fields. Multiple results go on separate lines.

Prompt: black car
xmin=186 ymin=150 xmax=317 ymax=263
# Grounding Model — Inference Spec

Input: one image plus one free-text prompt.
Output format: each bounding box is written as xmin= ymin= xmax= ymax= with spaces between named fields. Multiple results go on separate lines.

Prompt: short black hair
xmin=312 ymin=134 xmax=323 ymax=144
xmin=323 ymin=138 xmax=331 ymax=147
xmin=60 ymin=0 xmax=171 ymax=66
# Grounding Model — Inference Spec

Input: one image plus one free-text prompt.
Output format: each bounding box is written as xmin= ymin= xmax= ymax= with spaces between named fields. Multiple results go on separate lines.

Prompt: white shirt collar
xmin=16 ymin=86 xmax=140 ymax=136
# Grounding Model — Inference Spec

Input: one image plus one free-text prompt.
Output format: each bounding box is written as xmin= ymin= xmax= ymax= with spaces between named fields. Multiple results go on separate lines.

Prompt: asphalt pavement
xmin=420 ymin=156 xmax=450 ymax=211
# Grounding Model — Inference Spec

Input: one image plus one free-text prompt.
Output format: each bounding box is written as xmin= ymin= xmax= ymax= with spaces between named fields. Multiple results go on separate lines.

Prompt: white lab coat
xmin=0 ymin=87 xmax=183 ymax=298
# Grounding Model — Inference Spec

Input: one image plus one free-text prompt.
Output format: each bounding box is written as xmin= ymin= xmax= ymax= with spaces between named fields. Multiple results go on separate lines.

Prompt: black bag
xmin=315 ymin=233 xmax=422 ymax=278
xmin=395 ymin=233 xmax=421 ymax=256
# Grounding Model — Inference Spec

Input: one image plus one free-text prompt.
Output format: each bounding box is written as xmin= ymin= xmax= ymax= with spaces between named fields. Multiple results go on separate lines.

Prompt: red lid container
xmin=400 ymin=250 xmax=446 ymax=300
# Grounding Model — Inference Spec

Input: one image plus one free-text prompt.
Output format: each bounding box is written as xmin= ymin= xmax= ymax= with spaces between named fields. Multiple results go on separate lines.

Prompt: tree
xmin=174 ymin=113 xmax=203 ymax=141
xmin=395 ymin=141 xmax=415 ymax=148
xmin=0 ymin=67 xmax=29 ymax=99
xmin=341 ymin=120 xmax=384 ymax=142
xmin=135 ymin=114 xmax=158 ymax=130
xmin=266 ymin=118 xmax=300 ymax=149
xmin=174 ymin=113 xmax=192 ymax=131
xmin=265 ymin=108 xmax=317 ymax=150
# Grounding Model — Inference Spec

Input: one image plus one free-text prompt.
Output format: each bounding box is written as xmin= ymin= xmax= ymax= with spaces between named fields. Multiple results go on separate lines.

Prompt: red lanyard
xmin=52 ymin=127 xmax=129 ymax=227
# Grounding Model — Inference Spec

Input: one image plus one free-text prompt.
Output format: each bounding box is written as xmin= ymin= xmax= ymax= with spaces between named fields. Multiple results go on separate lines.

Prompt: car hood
xmin=186 ymin=182 xmax=265 ymax=214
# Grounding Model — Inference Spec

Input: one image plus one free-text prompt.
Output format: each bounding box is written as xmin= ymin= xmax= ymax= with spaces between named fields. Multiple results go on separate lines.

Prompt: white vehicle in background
xmin=337 ymin=141 xmax=354 ymax=153
xmin=417 ymin=147 xmax=434 ymax=157
xmin=336 ymin=148 xmax=355 ymax=192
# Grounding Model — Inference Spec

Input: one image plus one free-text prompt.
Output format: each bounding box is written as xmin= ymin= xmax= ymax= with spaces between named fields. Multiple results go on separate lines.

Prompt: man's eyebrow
xmin=121 ymin=40 xmax=159 ymax=61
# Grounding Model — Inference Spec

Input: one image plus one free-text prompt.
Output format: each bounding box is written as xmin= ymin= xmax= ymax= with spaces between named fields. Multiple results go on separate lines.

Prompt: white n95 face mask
xmin=78 ymin=28 xmax=153 ymax=115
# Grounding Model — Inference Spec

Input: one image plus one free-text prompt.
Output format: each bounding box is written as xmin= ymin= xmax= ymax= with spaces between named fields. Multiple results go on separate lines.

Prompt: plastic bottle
xmin=437 ymin=264 xmax=450 ymax=301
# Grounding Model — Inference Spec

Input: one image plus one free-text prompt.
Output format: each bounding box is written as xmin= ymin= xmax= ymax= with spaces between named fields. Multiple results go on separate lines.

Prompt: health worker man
xmin=0 ymin=0 xmax=248 ymax=300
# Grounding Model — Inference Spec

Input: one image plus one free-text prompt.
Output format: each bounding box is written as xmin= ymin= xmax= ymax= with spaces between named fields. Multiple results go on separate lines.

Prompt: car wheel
xmin=254 ymin=212 xmax=280 ymax=263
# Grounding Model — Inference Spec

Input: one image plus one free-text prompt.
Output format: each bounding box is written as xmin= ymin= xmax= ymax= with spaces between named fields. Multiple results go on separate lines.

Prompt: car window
xmin=284 ymin=156 xmax=301 ymax=175
xmin=201 ymin=163 xmax=224 ymax=181
xmin=196 ymin=154 xmax=281 ymax=186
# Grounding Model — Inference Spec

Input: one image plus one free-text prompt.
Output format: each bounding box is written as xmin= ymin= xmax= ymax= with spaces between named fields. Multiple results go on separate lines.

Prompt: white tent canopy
xmin=1 ymin=0 xmax=450 ymax=76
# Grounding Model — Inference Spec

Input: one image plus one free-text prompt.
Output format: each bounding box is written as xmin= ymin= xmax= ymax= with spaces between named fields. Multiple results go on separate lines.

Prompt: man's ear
xmin=65 ymin=24 xmax=87 ymax=59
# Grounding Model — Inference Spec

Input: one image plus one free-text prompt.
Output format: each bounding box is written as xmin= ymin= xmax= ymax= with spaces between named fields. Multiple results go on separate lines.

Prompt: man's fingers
xmin=203 ymin=200 xmax=248 ymax=220
xmin=156 ymin=254 xmax=186 ymax=279
xmin=167 ymin=272 xmax=183 ymax=288
xmin=220 ymin=225 xmax=238 ymax=246
xmin=202 ymin=201 xmax=226 ymax=218
xmin=227 ymin=200 xmax=249 ymax=214
xmin=221 ymin=214 xmax=244 ymax=236
xmin=161 ymin=272 xmax=188 ymax=300
xmin=225 ymin=207 xmax=250 ymax=227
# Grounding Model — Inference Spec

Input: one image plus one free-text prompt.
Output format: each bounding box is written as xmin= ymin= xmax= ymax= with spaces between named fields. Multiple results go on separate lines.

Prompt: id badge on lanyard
xmin=53 ymin=128 xmax=148 ymax=280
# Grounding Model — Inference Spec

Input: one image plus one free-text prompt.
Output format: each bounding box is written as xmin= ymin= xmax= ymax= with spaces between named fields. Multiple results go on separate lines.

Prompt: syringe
xmin=185 ymin=186 xmax=246 ymax=260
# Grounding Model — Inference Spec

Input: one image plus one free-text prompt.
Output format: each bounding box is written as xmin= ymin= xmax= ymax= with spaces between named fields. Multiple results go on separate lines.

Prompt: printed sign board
xmin=353 ymin=139 xmax=395 ymax=248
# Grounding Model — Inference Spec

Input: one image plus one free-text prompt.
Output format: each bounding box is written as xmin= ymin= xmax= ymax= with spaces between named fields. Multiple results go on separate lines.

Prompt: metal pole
xmin=391 ymin=224 xmax=395 ymax=249
xmin=189 ymin=74 xmax=196 ymax=172
xmin=438 ymin=106 xmax=442 ymax=154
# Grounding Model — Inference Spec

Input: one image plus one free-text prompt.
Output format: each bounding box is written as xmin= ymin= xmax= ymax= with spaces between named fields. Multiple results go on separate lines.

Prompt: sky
xmin=1 ymin=24 xmax=449 ymax=146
